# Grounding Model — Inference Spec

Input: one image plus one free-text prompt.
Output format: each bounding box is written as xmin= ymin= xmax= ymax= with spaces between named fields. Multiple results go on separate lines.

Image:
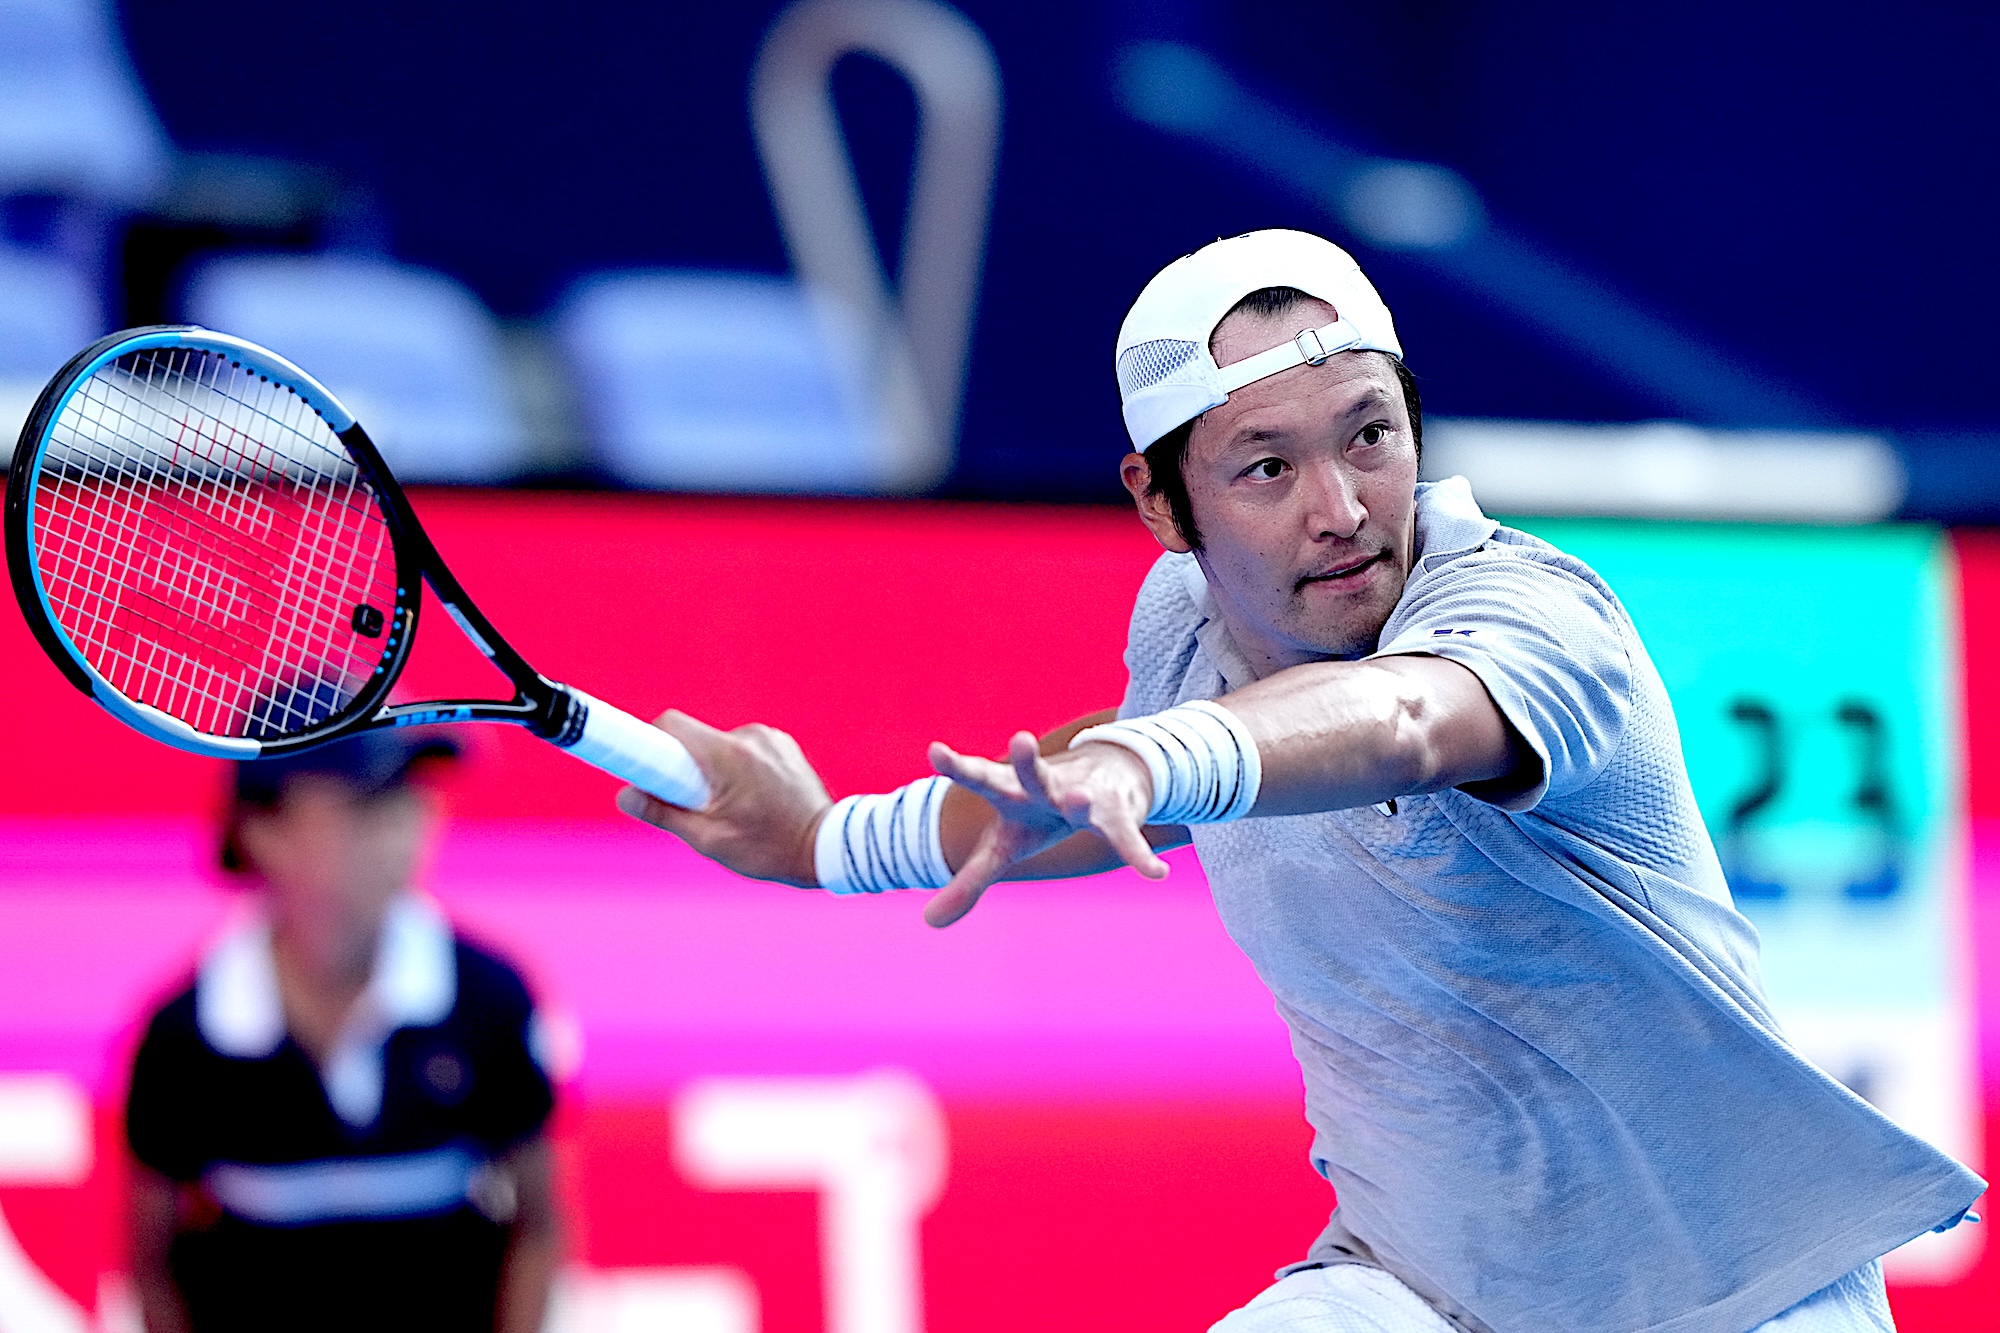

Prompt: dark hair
xmin=1142 ymin=286 xmax=1422 ymax=551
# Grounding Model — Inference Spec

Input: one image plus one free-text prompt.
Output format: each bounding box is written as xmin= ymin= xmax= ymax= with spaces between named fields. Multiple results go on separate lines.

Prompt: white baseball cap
xmin=1114 ymin=229 xmax=1403 ymax=449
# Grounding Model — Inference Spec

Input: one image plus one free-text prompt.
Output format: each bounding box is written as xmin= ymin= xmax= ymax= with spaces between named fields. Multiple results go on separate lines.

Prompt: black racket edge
xmin=332 ymin=418 xmax=586 ymax=746
xmin=4 ymin=325 xmax=420 ymax=753
xmin=2 ymin=326 xmax=583 ymax=757
xmin=3 ymin=327 xmax=152 ymax=700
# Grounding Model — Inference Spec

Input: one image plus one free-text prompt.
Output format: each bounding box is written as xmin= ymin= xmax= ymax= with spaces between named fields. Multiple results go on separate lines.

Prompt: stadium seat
xmin=555 ymin=270 xmax=888 ymax=493
xmin=0 ymin=243 xmax=98 ymax=447
xmin=0 ymin=0 xmax=169 ymax=206
xmin=183 ymin=253 xmax=532 ymax=484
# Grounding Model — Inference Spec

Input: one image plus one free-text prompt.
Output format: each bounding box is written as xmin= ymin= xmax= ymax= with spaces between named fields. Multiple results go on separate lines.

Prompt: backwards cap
xmin=1114 ymin=229 xmax=1402 ymax=450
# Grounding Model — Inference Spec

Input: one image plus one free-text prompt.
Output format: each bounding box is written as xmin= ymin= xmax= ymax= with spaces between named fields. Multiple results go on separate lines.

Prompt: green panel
xmin=1508 ymin=520 xmax=1960 ymax=1008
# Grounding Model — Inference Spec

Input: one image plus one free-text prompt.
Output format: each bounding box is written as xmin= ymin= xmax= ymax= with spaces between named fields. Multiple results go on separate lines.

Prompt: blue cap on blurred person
xmin=232 ymin=728 xmax=460 ymax=807
xmin=233 ymin=678 xmax=459 ymax=806
xmin=223 ymin=724 xmax=459 ymax=874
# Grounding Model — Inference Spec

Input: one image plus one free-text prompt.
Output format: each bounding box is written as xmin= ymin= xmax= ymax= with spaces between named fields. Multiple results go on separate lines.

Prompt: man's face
xmin=1124 ymin=299 xmax=1421 ymax=674
xmin=237 ymin=776 xmax=430 ymax=981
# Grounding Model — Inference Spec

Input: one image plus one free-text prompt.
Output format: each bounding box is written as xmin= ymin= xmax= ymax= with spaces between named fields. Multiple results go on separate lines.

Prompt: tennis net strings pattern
xmin=29 ymin=349 xmax=398 ymax=740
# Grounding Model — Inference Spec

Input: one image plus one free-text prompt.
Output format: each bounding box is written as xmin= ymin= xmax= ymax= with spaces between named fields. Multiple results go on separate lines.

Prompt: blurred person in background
xmin=124 ymin=731 xmax=560 ymax=1333
xmin=623 ymin=230 xmax=1982 ymax=1333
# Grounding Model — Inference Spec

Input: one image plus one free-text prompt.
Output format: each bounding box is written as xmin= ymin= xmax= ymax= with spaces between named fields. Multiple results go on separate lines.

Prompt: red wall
xmin=0 ymin=490 xmax=1163 ymax=818
xmin=1 ymin=502 xmax=1995 ymax=1330
xmin=1958 ymin=531 xmax=2000 ymax=821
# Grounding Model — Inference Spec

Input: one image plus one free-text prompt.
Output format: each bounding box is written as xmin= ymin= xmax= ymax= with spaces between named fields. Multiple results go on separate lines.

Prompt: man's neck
xmin=1194 ymin=575 xmax=1368 ymax=683
xmin=270 ymin=928 xmax=377 ymax=1065
xmin=1189 ymin=530 xmax=1417 ymax=681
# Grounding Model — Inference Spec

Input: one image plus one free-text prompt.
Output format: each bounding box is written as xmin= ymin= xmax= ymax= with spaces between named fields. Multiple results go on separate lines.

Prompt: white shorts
xmin=1206 ymin=1260 xmax=1896 ymax=1333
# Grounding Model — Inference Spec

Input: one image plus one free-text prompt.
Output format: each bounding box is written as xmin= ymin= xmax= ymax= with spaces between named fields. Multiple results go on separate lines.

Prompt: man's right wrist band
xmin=814 ymin=776 xmax=953 ymax=895
xmin=1069 ymin=699 xmax=1262 ymax=825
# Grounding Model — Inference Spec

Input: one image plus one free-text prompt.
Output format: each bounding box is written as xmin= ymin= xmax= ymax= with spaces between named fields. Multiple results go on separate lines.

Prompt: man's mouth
xmin=1295 ymin=550 xmax=1390 ymax=592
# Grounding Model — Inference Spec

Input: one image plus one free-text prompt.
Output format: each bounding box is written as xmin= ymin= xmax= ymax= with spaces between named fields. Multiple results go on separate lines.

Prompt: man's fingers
xmin=923 ymin=878 xmax=985 ymax=928
xmin=925 ymin=872 xmax=988 ymax=928
xmin=929 ymin=741 xmax=1028 ymax=805
xmin=1053 ymin=784 xmax=1169 ymax=881
xmin=1096 ymin=811 xmax=1171 ymax=880
xmin=628 ymin=711 xmax=728 ymax=812
xmin=648 ymin=708 xmax=725 ymax=749
xmin=615 ymin=786 xmax=657 ymax=823
xmin=616 ymin=785 xmax=705 ymax=839
xmin=924 ymin=832 xmax=1016 ymax=924
xmin=1007 ymin=731 xmax=1056 ymax=806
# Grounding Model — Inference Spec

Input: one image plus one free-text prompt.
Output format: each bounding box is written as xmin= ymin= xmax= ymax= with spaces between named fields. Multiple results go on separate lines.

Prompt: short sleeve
xmin=1118 ymin=553 xmax=1205 ymax=720
xmin=125 ymin=995 xmax=205 ymax=1181
xmin=1372 ymin=550 xmax=1633 ymax=811
xmin=455 ymin=945 xmax=556 ymax=1152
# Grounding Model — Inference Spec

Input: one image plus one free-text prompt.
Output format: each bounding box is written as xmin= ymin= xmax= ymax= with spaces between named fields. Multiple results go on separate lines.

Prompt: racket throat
xmin=370 ymin=682 xmax=569 ymax=736
xmin=544 ymin=684 xmax=589 ymax=746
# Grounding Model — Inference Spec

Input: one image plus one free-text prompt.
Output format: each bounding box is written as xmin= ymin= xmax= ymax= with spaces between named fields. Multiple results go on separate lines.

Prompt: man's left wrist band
xmin=814 ymin=776 xmax=953 ymax=895
xmin=1069 ymin=700 xmax=1262 ymax=825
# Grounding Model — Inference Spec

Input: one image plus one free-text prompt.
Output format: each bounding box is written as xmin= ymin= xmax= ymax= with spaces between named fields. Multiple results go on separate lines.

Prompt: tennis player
xmin=620 ymin=230 xmax=1985 ymax=1332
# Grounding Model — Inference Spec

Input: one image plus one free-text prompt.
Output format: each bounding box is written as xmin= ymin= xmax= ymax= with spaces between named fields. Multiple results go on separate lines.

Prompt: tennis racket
xmin=4 ymin=325 xmax=710 ymax=807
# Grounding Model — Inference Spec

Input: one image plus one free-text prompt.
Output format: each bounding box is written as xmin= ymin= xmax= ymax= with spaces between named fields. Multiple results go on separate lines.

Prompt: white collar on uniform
xmin=1410 ymin=475 xmax=1499 ymax=572
xmin=1181 ymin=558 xmax=1262 ymax=693
xmin=195 ymin=894 xmax=457 ymax=1129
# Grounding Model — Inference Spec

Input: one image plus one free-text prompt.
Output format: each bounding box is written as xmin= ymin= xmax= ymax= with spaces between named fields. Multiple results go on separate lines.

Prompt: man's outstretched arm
xmin=924 ymin=653 xmax=1531 ymax=924
xmin=940 ymin=710 xmax=1192 ymax=879
xmin=613 ymin=709 xmax=1188 ymax=889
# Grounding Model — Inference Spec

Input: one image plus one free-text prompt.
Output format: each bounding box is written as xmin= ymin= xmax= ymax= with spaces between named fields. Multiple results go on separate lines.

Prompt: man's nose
xmin=1301 ymin=461 xmax=1366 ymax=541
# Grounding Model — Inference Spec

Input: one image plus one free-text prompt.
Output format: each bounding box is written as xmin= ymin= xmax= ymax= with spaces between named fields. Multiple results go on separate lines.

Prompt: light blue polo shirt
xmin=1118 ymin=478 xmax=1983 ymax=1333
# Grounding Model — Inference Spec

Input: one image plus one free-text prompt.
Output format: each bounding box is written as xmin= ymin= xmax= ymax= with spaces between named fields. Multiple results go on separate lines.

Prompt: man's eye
xmin=1245 ymin=458 xmax=1287 ymax=480
xmin=1356 ymin=423 xmax=1389 ymax=447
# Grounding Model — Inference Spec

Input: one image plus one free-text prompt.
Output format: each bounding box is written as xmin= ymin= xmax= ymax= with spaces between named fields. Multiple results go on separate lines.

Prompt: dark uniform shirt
xmin=126 ymin=914 xmax=554 ymax=1333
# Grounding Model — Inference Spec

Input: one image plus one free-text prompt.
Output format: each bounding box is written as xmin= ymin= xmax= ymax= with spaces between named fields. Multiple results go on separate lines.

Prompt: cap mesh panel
xmin=1116 ymin=338 xmax=1203 ymax=399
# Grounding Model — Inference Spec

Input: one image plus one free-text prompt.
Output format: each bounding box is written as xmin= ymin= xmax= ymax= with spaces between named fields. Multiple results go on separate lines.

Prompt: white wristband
xmin=814 ymin=776 xmax=953 ymax=895
xmin=1069 ymin=700 xmax=1262 ymax=825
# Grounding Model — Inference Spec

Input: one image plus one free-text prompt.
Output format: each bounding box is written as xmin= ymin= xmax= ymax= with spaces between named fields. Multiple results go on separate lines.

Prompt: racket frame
xmin=7 ymin=326 xmax=585 ymax=760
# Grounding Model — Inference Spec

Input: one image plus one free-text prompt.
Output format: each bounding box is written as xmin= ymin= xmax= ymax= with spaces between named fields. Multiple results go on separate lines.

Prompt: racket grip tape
xmin=556 ymin=687 xmax=712 ymax=809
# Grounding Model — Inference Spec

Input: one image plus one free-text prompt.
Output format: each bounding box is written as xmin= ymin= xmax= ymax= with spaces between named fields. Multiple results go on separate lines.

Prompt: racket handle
xmin=556 ymin=687 xmax=712 ymax=809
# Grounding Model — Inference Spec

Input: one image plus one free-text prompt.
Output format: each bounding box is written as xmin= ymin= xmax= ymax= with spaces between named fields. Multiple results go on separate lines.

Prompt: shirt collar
xmin=195 ymin=894 xmax=457 ymax=1061
xmin=1179 ymin=476 xmax=1494 ymax=689
xmin=1182 ymin=557 xmax=1262 ymax=694
xmin=1409 ymin=475 xmax=1498 ymax=572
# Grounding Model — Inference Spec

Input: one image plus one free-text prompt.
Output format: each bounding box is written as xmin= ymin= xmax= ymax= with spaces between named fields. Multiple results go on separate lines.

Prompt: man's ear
xmin=1120 ymin=452 xmax=1194 ymax=554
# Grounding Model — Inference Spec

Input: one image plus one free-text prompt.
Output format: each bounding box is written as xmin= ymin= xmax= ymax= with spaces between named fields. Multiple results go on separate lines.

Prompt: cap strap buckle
xmin=1214 ymin=318 xmax=1371 ymax=394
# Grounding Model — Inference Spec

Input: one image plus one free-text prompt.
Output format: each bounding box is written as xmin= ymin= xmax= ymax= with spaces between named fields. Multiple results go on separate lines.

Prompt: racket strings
xmin=30 ymin=348 xmax=399 ymax=739
xmin=40 ymin=352 xmax=291 ymax=724
xmin=49 ymin=356 xmax=374 ymax=736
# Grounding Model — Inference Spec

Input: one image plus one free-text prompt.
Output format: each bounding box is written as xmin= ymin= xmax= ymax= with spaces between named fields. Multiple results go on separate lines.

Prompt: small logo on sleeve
xmin=1431 ymin=628 xmax=1475 ymax=637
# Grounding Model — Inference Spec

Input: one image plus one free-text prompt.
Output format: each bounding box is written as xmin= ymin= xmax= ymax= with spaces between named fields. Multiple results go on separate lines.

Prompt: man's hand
xmin=924 ymin=732 xmax=1168 ymax=927
xmin=615 ymin=711 xmax=831 ymax=886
